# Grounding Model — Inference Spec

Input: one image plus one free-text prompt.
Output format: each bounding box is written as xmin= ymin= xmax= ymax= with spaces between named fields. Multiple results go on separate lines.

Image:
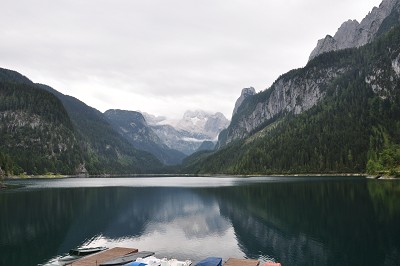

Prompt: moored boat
xmin=69 ymin=246 xmax=108 ymax=256
xmin=161 ymin=258 xmax=192 ymax=266
xmin=38 ymin=246 xmax=108 ymax=266
xmin=194 ymin=257 xmax=222 ymax=266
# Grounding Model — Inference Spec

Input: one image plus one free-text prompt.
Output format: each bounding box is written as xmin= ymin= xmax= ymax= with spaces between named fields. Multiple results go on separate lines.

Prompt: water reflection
xmin=1 ymin=178 xmax=400 ymax=266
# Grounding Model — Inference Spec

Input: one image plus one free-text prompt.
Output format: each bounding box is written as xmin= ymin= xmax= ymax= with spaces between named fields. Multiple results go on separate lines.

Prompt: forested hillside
xmin=104 ymin=109 xmax=186 ymax=165
xmin=39 ymin=85 xmax=162 ymax=174
xmin=0 ymin=75 xmax=82 ymax=175
xmin=0 ymin=68 xmax=162 ymax=176
xmin=182 ymin=27 xmax=400 ymax=176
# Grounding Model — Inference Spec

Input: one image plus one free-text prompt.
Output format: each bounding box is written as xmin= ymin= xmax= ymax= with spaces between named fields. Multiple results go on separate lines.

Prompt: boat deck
xmin=70 ymin=247 xmax=138 ymax=266
xmin=224 ymin=258 xmax=260 ymax=266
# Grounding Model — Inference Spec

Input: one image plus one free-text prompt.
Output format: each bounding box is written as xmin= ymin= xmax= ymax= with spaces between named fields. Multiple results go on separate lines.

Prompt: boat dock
xmin=70 ymin=247 xmax=138 ymax=266
xmin=224 ymin=258 xmax=260 ymax=266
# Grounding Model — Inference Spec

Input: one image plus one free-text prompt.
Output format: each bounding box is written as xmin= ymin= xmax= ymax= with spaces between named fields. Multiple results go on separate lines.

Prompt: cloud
xmin=0 ymin=0 xmax=382 ymax=119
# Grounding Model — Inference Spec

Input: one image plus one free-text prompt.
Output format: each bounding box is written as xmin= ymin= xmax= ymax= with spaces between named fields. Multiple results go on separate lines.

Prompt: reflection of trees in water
xmin=2 ymin=181 xmax=400 ymax=266
xmin=0 ymin=187 xmax=230 ymax=265
xmin=210 ymin=180 xmax=400 ymax=266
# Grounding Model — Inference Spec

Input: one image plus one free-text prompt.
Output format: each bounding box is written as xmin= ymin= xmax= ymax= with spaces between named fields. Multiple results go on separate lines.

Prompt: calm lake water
xmin=1 ymin=176 xmax=400 ymax=266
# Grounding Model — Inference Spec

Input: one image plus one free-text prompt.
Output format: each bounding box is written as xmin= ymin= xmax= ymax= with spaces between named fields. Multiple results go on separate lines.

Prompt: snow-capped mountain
xmin=142 ymin=110 xmax=230 ymax=155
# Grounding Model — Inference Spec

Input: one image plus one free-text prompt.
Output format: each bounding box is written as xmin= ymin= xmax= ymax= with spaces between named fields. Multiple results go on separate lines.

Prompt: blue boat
xmin=124 ymin=262 xmax=148 ymax=266
xmin=194 ymin=257 xmax=222 ymax=266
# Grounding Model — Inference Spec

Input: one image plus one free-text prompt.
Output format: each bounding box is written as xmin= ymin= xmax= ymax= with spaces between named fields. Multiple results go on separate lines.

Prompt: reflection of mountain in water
xmin=2 ymin=180 xmax=400 ymax=266
xmin=211 ymin=180 xmax=400 ymax=266
xmin=0 ymin=187 xmax=231 ymax=266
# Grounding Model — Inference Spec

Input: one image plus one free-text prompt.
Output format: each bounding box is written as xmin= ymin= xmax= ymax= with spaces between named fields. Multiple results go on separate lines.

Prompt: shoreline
xmin=2 ymin=172 xmax=398 ymax=182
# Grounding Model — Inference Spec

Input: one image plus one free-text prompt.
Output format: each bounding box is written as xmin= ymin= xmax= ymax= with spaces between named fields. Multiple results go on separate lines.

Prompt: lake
xmin=1 ymin=176 xmax=400 ymax=266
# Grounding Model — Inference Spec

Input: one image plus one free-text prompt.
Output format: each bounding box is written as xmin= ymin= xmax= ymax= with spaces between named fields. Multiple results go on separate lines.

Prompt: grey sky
xmin=0 ymin=0 xmax=382 ymax=119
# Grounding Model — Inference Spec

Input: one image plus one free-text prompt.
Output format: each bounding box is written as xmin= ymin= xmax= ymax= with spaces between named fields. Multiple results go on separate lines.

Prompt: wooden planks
xmin=224 ymin=258 xmax=260 ymax=266
xmin=71 ymin=247 xmax=138 ymax=266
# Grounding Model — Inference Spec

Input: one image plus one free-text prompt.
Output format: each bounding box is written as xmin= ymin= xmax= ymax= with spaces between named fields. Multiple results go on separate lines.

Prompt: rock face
xmin=221 ymin=0 xmax=400 ymax=147
xmin=309 ymin=0 xmax=400 ymax=60
xmin=223 ymin=66 xmax=345 ymax=145
xmin=232 ymin=87 xmax=256 ymax=117
xmin=175 ymin=110 xmax=230 ymax=140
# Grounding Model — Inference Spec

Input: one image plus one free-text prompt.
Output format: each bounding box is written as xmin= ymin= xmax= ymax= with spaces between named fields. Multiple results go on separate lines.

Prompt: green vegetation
xmin=38 ymin=85 xmax=162 ymax=174
xmin=182 ymin=27 xmax=400 ymax=176
xmin=0 ymin=68 xmax=162 ymax=176
xmin=0 ymin=79 xmax=83 ymax=175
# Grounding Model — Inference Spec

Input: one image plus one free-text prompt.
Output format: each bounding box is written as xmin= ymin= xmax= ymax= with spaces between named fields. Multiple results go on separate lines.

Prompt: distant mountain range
xmin=103 ymin=109 xmax=186 ymax=165
xmin=0 ymin=69 xmax=229 ymax=174
xmin=143 ymin=110 xmax=229 ymax=155
xmin=1 ymin=0 xmax=399 ymax=176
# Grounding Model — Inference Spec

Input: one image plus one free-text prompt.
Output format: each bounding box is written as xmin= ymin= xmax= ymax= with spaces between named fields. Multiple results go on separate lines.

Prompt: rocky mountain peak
xmin=309 ymin=0 xmax=400 ymax=60
xmin=176 ymin=110 xmax=230 ymax=139
xmin=232 ymin=87 xmax=256 ymax=117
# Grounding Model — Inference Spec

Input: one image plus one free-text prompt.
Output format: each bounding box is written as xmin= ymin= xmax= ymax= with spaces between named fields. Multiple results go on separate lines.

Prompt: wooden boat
xmin=194 ymin=257 xmax=222 ymax=266
xmin=58 ymin=246 xmax=108 ymax=265
xmin=70 ymin=247 xmax=138 ymax=266
xmin=99 ymin=251 xmax=155 ymax=266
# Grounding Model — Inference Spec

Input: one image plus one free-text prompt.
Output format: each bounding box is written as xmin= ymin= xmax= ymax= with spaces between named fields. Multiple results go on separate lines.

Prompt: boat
xmin=194 ymin=257 xmax=222 ymax=266
xmin=69 ymin=246 xmax=108 ymax=256
xmin=131 ymin=256 xmax=192 ymax=266
xmin=38 ymin=246 xmax=108 ymax=266
xmin=135 ymin=256 xmax=162 ymax=266
xmin=124 ymin=262 xmax=148 ymax=266
xmin=160 ymin=258 xmax=192 ymax=266
xmin=58 ymin=246 xmax=108 ymax=265
xmin=99 ymin=251 xmax=155 ymax=266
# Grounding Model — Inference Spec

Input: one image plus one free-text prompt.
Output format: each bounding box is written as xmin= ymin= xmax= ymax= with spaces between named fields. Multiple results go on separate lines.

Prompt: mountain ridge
xmin=309 ymin=0 xmax=400 ymax=60
xmin=104 ymin=109 xmax=186 ymax=165
xmin=182 ymin=23 xmax=400 ymax=175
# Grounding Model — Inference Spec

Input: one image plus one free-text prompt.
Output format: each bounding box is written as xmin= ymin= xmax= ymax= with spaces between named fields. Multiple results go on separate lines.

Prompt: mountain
xmin=196 ymin=141 xmax=215 ymax=152
xmin=38 ymin=85 xmax=162 ymax=174
xmin=104 ymin=109 xmax=186 ymax=165
xmin=175 ymin=110 xmax=230 ymax=139
xmin=0 ymin=68 xmax=83 ymax=175
xmin=182 ymin=9 xmax=400 ymax=175
xmin=232 ymin=87 xmax=256 ymax=117
xmin=0 ymin=68 xmax=162 ymax=176
xmin=309 ymin=0 xmax=400 ymax=60
xmin=144 ymin=110 xmax=229 ymax=155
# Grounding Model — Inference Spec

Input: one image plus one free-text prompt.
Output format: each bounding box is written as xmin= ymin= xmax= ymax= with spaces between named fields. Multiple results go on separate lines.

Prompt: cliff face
xmin=309 ymin=0 xmax=400 ymax=60
xmin=232 ymin=87 xmax=256 ymax=117
xmin=221 ymin=0 xmax=400 ymax=147
xmin=223 ymin=66 xmax=346 ymax=145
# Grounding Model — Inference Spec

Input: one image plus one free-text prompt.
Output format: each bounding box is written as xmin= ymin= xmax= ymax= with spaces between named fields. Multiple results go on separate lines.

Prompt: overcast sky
xmin=0 ymin=0 xmax=382 ymax=120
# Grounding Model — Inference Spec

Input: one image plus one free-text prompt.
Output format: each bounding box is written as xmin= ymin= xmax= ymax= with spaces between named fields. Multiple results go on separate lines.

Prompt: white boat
xmin=39 ymin=246 xmax=108 ymax=266
xmin=131 ymin=256 xmax=192 ymax=266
